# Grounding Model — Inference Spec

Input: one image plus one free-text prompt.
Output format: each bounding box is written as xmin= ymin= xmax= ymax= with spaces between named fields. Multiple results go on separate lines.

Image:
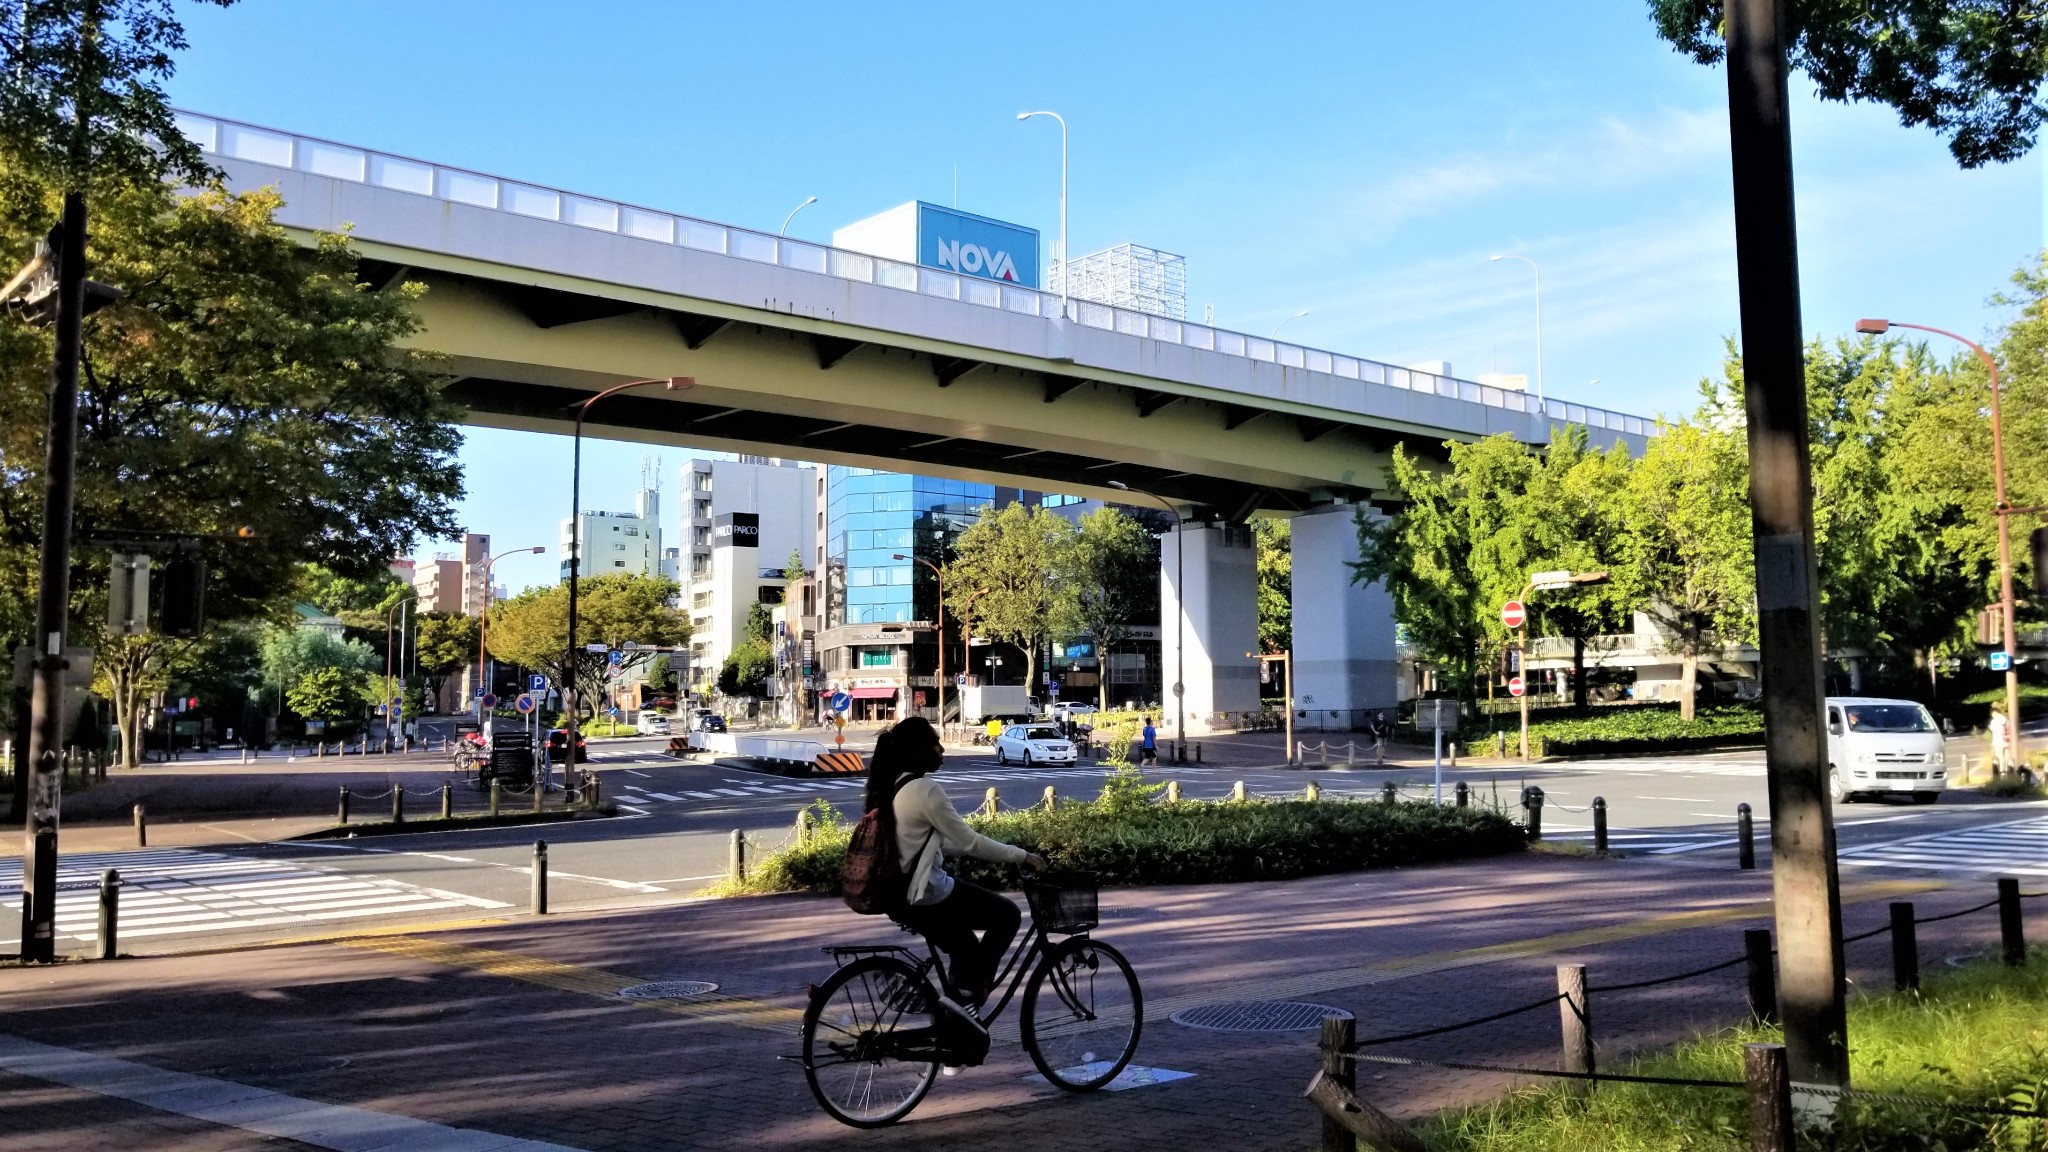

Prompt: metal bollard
xmin=1745 ymin=1043 xmax=1794 ymax=1152
xmin=1890 ymin=902 xmax=1919 ymax=991
xmin=133 ymin=803 xmax=147 ymax=847
xmin=532 ymin=780 xmax=543 ymax=813
xmin=1737 ymin=802 xmax=1756 ymax=870
xmin=1593 ymin=796 xmax=1608 ymax=855
xmin=440 ymin=783 xmax=453 ymax=819
xmin=1305 ymin=780 xmax=1320 ymax=802
xmin=1557 ymin=964 xmax=1592 ymax=1094
xmin=1319 ymin=740 xmax=1330 ymax=767
xmin=337 ymin=787 xmax=350 ymax=825
xmin=1523 ymin=786 xmax=1545 ymax=840
xmin=1195 ymin=742 xmax=1202 ymax=763
xmin=729 ymin=829 xmax=747 ymax=883
xmin=1166 ymin=780 xmax=1181 ymax=803
xmin=983 ymin=787 xmax=998 ymax=817
xmin=1999 ymin=877 xmax=2026 ymax=966
xmin=315 ymin=740 xmax=324 ymax=758
xmin=1454 ymin=780 xmax=1469 ymax=808
xmin=1381 ymin=781 xmax=1397 ymax=804
xmin=1231 ymin=780 xmax=1247 ymax=803
xmin=392 ymin=784 xmax=405 ymax=825
xmin=97 ymin=869 xmax=120 ymax=960
xmin=1044 ymin=785 xmax=1058 ymax=811
xmin=531 ymin=841 xmax=548 ymax=914
xmin=1745 ymin=928 xmax=1777 ymax=1024
xmin=489 ymin=780 xmax=501 ymax=817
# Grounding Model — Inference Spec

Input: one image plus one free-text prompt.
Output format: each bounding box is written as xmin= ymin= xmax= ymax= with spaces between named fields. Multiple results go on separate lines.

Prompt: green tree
xmin=286 ymin=665 xmax=359 ymax=725
xmin=483 ymin=574 xmax=687 ymax=720
xmin=1520 ymin=429 xmax=1635 ymax=708
xmin=943 ymin=502 xmax=1077 ymax=693
xmin=782 ymin=548 xmax=804 ymax=601
xmin=744 ymin=600 xmax=773 ymax=644
xmin=1649 ymin=0 xmax=2048 ymax=168
xmin=1254 ymin=518 xmax=1291 ymax=657
xmin=1065 ymin=507 xmax=1156 ymax=711
xmin=413 ymin=612 xmax=478 ymax=708
xmin=718 ymin=638 xmax=773 ymax=698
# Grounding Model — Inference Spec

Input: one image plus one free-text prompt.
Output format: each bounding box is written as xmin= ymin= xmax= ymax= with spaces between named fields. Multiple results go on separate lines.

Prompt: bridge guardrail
xmin=171 ymin=109 xmax=1651 ymax=443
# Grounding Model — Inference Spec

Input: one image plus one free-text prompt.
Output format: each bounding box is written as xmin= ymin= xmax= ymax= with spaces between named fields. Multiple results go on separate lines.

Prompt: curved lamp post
xmin=382 ymin=591 xmax=418 ymax=753
xmin=1271 ymin=309 xmax=1309 ymax=341
xmin=1016 ymin=110 xmax=1068 ymax=315
xmin=1109 ymin=480 xmax=1185 ymax=755
xmin=476 ymin=545 xmax=546 ymax=735
xmin=564 ymin=377 xmax=693 ymax=784
xmin=1857 ymin=318 xmax=2020 ymax=771
xmin=780 ymin=195 xmax=818 ymax=238
xmin=894 ymin=553 xmax=946 ymax=726
xmin=1490 ymin=253 xmax=1545 ymax=411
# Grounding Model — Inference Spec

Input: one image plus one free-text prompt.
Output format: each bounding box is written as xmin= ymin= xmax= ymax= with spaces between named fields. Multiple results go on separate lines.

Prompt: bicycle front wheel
xmin=1021 ymin=936 xmax=1142 ymax=1091
xmin=801 ymin=956 xmax=941 ymax=1128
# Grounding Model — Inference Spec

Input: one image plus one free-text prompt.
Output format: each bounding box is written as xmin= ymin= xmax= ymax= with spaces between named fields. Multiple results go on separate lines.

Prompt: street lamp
xmin=1109 ymin=480 xmax=1185 ymax=757
xmin=1510 ymin=570 xmax=1610 ymax=759
xmin=1016 ymin=110 xmax=1067 ymax=316
xmin=564 ymin=376 xmax=694 ymax=784
xmin=894 ymin=553 xmax=948 ymax=729
xmin=1271 ymin=310 xmax=1309 ymax=341
xmin=477 ymin=545 xmax=547 ymax=735
xmin=383 ymin=591 xmax=418 ymax=753
xmin=1490 ymin=253 xmax=1545 ymax=411
xmin=780 ymin=195 xmax=818 ymax=238
xmin=1857 ymin=318 xmax=2022 ymax=771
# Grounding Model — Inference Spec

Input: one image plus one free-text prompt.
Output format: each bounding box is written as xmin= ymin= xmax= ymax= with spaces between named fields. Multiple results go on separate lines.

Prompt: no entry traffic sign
xmin=1501 ymin=600 xmax=1526 ymax=629
xmin=1507 ymin=675 xmax=1526 ymax=698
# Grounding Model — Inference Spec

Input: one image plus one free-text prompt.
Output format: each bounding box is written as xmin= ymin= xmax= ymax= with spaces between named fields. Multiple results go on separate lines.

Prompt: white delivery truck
xmin=961 ymin=684 xmax=1033 ymax=723
xmin=1825 ymin=696 xmax=1948 ymax=804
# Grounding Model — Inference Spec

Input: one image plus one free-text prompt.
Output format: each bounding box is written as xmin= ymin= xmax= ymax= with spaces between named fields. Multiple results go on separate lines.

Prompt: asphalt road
xmin=5 ymin=737 xmax=2042 ymax=956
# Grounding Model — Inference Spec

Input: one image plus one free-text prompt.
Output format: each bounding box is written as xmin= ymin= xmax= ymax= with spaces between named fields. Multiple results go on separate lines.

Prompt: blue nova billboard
xmin=915 ymin=204 xmax=1040 ymax=289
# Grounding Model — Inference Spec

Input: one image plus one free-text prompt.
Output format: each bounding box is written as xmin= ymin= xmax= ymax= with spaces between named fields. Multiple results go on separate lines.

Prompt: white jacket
xmin=892 ymin=776 xmax=1028 ymax=905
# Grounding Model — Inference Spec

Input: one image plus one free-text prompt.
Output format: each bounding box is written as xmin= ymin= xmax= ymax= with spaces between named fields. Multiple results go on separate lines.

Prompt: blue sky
xmin=166 ymin=0 xmax=2042 ymax=595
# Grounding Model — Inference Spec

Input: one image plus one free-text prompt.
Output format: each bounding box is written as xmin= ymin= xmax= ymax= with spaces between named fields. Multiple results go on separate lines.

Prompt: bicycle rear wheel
xmin=801 ymin=956 xmax=941 ymax=1128
xmin=1021 ymin=936 xmax=1142 ymax=1091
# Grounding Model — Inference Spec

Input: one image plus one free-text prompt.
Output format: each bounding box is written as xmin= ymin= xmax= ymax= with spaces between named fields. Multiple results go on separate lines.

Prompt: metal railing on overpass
xmin=171 ymin=109 xmax=1652 ymax=442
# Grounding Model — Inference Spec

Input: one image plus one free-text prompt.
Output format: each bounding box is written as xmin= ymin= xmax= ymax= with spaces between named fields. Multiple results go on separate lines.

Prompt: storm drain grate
xmin=617 ymin=980 xmax=720 ymax=1001
xmin=1169 ymin=1001 xmax=1352 ymax=1033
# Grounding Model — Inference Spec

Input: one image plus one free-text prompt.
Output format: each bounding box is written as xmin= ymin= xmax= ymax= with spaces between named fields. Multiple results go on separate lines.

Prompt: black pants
xmin=893 ymin=879 xmax=1020 ymax=1004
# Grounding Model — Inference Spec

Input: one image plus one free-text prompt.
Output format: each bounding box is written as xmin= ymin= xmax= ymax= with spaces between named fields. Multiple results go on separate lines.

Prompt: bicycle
xmin=796 ymin=871 xmax=1143 ymax=1128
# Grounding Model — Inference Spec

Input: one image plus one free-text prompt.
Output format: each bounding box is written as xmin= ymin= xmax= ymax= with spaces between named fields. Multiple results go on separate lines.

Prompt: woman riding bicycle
xmin=864 ymin=716 xmax=1045 ymax=1009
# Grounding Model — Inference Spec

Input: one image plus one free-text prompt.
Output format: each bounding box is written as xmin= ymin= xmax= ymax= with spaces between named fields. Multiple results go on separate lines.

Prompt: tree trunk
xmin=1680 ymin=651 xmax=1699 ymax=722
xmin=1022 ymin=642 xmax=1038 ymax=705
xmin=1572 ymin=634 xmax=1588 ymax=711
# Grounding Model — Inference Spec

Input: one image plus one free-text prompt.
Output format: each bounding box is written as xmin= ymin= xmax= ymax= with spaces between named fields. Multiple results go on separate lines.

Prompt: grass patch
xmin=1417 ymin=952 xmax=2048 ymax=1151
xmin=708 ymin=787 xmax=1526 ymax=896
xmin=1977 ymin=773 xmax=2047 ymax=800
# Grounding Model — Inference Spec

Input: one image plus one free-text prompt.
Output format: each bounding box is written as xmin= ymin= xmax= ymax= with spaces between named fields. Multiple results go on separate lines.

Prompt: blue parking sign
xmin=529 ymin=674 xmax=547 ymax=692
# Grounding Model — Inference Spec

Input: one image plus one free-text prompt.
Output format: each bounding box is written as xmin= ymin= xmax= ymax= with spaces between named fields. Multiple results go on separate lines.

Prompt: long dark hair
xmin=863 ymin=716 xmax=942 ymax=814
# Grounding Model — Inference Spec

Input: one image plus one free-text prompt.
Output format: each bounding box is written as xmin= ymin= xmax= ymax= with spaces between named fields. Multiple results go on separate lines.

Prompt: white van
xmin=1825 ymin=697 xmax=1947 ymax=804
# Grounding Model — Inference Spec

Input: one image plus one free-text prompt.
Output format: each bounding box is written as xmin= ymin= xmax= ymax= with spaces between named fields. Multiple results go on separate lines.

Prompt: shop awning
xmin=848 ymin=687 xmax=898 ymax=700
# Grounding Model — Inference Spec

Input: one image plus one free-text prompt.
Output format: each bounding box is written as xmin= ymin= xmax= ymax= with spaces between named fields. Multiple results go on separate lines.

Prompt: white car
xmin=1047 ymin=702 xmax=1099 ymax=724
xmin=1826 ymin=696 xmax=1947 ymax=804
xmin=995 ymin=724 xmax=1077 ymax=767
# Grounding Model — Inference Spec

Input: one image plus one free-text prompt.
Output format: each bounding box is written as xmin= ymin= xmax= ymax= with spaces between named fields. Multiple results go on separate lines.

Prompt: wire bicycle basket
xmin=1025 ymin=871 xmax=1099 ymax=935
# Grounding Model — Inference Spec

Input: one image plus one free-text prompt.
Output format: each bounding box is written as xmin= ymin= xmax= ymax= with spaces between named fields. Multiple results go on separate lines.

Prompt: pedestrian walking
xmin=1989 ymin=707 xmax=2012 ymax=775
xmin=1370 ymin=710 xmax=1391 ymax=765
xmin=1139 ymin=716 xmax=1158 ymax=767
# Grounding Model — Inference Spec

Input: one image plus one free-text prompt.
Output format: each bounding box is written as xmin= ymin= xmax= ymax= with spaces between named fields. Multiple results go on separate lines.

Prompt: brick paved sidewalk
xmin=0 ymin=853 xmax=2011 ymax=1151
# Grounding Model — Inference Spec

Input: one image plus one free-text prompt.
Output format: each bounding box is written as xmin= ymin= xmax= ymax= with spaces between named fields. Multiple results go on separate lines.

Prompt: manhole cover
xmin=1170 ymin=1001 xmax=1353 ymax=1033
xmin=617 ymin=980 xmax=720 ymax=1001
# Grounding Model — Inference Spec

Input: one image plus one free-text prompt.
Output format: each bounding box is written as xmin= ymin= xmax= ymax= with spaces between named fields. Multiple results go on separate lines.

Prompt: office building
xmin=681 ymin=457 xmax=815 ymax=691
xmin=559 ymin=488 xmax=662 ymax=581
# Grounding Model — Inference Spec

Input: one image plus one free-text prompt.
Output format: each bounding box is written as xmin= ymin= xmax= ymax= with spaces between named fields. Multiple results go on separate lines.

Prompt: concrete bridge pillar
xmin=1290 ymin=502 xmax=1399 ymax=731
xmin=1160 ymin=521 xmax=1259 ymax=735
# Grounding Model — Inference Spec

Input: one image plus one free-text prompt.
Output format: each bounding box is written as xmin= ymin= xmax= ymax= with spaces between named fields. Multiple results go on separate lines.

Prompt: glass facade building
xmin=826 ymin=468 xmax=992 ymax=626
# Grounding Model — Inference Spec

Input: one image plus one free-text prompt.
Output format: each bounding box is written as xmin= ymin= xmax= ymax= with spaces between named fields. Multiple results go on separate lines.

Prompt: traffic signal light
xmin=107 ymin=553 xmax=150 ymax=636
xmin=159 ymin=557 xmax=206 ymax=637
xmin=2035 ymin=526 xmax=2048 ymax=600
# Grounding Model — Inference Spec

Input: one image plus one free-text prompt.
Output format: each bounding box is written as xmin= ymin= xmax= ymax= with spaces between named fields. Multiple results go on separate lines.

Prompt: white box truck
xmin=962 ymin=684 xmax=1032 ymax=722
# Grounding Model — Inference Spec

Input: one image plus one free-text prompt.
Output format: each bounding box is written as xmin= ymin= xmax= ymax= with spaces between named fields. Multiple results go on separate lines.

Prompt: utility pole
xmin=1724 ymin=0 xmax=1849 ymax=1092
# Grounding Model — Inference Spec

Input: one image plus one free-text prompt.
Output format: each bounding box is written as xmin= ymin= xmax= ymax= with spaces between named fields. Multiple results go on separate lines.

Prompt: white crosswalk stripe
xmin=1840 ymin=815 xmax=2048 ymax=877
xmin=1548 ymin=829 xmax=1737 ymax=855
xmin=0 ymin=848 xmax=508 ymax=945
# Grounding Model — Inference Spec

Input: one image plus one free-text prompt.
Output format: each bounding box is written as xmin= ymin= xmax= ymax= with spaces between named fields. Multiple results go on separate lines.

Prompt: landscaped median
xmin=1414 ymin=953 xmax=2048 ymax=1151
xmin=1460 ymin=703 xmax=1765 ymax=759
xmin=706 ymin=773 xmax=1527 ymax=895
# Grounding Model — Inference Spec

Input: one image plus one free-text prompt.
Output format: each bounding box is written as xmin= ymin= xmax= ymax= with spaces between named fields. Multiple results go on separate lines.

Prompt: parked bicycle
xmin=796 ymin=871 xmax=1142 ymax=1128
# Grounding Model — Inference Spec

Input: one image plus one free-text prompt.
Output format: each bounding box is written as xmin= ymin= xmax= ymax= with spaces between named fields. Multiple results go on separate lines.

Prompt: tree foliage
xmin=1254 ymin=518 xmax=1292 ymax=657
xmin=1649 ymin=0 xmax=2048 ymax=168
xmin=286 ymin=664 xmax=359 ymax=724
xmin=943 ymin=502 xmax=1076 ymax=691
xmin=1065 ymin=507 xmax=1155 ymax=711
xmin=483 ymin=573 xmax=686 ymax=719
xmin=413 ymin=612 xmax=477 ymax=702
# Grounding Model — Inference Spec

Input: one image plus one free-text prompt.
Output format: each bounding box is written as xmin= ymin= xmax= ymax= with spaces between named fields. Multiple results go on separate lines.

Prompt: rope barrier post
xmin=1744 ymin=1043 xmax=1794 ymax=1152
xmin=1557 ymin=964 xmax=1592 ymax=1096
xmin=1318 ymin=1014 xmax=1357 ymax=1152
xmin=97 ymin=869 xmax=120 ymax=961
xmin=1745 ymin=929 xmax=1777 ymax=1024
xmin=1381 ymin=782 xmax=1396 ymax=805
xmin=133 ymin=803 xmax=146 ymax=848
xmin=1166 ymin=780 xmax=1181 ymax=803
xmin=336 ymin=787 xmax=349 ymax=825
xmin=729 ymin=829 xmax=746 ymax=883
xmin=1305 ymin=780 xmax=1320 ymax=802
xmin=984 ymin=787 xmax=998 ymax=818
xmin=530 ymin=841 xmax=548 ymax=914
xmin=1196 ymin=741 xmax=1202 ymax=764
xmin=1044 ymin=785 xmax=1058 ymax=811
xmin=489 ymin=780 xmax=501 ymax=817
xmin=1737 ymin=802 xmax=1756 ymax=870
xmin=1593 ymin=796 xmax=1608 ymax=855
xmin=1889 ymin=902 xmax=1918 ymax=991
xmin=1455 ymin=780 xmax=1469 ymax=808
xmin=1232 ymin=780 xmax=1247 ymax=803
xmin=392 ymin=783 xmax=404 ymax=825
xmin=797 ymin=808 xmax=814 ymax=845
xmin=440 ymin=783 xmax=452 ymax=820
xmin=1523 ymin=785 xmax=1545 ymax=840
xmin=532 ymin=778 xmax=543 ymax=814
xmin=1999 ymin=877 xmax=2026 ymax=966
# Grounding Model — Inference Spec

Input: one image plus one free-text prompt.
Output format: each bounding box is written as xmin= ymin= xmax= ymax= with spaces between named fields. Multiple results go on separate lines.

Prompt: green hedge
xmin=1525 ymin=704 xmax=1764 ymax=757
xmin=714 ymin=788 xmax=1526 ymax=896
